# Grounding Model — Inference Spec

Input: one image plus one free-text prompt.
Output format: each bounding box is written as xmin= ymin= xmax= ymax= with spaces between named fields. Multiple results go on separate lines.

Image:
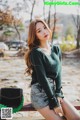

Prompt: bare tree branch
xmin=30 ymin=0 xmax=36 ymax=22
xmin=71 ymin=0 xmax=80 ymax=48
xmin=72 ymin=14 xmax=77 ymax=28
xmin=52 ymin=0 xmax=57 ymax=42
xmin=43 ymin=0 xmax=46 ymax=21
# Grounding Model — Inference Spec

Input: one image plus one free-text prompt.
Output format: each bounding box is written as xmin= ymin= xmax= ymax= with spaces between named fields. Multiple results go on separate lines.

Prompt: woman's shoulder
xmin=30 ymin=47 xmax=43 ymax=56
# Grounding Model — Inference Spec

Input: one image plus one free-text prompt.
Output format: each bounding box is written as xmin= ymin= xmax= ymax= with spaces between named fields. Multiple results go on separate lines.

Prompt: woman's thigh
xmin=37 ymin=105 xmax=66 ymax=120
xmin=61 ymin=98 xmax=80 ymax=120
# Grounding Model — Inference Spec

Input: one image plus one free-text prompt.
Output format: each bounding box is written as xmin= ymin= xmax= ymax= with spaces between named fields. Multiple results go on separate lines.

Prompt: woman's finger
xmin=54 ymin=107 xmax=64 ymax=116
xmin=54 ymin=107 xmax=62 ymax=114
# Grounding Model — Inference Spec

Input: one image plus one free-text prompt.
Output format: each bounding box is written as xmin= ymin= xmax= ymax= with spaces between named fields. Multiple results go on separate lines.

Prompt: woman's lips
xmin=44 ymin=34 xmax=48 ymax=38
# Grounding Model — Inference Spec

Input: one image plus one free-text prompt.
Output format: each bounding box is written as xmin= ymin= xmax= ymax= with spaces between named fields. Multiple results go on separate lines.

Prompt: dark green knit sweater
xmin=30 ymin=45 xmax=64 ymax=108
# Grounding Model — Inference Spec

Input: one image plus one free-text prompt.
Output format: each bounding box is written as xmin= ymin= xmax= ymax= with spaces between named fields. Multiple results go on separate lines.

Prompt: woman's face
xmin=36 ymin=22 xmax=50 ymax=42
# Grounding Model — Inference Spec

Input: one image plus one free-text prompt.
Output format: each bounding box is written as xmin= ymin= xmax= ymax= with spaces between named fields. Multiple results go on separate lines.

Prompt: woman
xmin=25 ymin=19 xmax=80 ymax=120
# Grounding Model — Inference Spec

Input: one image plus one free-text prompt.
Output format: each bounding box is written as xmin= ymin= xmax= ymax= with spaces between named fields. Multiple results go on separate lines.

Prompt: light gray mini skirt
xmin=31 ymin=78 xmax=54 ymax=110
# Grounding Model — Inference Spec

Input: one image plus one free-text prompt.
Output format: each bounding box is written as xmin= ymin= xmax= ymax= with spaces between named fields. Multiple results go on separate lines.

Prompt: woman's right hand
xmin=54 ymin=106 xmax=64 ymax=116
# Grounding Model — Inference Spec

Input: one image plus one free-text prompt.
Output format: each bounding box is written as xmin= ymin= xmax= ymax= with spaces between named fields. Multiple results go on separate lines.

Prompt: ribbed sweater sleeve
xmin=30 ymin=49 xmax=54 ymax=99
xmin=52 ymin=45 xmax=64 ymax=98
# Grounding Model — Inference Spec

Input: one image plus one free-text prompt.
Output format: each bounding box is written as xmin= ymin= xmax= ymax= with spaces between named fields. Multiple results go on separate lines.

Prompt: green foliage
xmin=60 ymin=42 xmax=76 ymax=52
xmin=3 ymin=30 xmax=15 ymax=36
xmin=65 ymin=24 xmax=74 ymax=41
xmin=66 ymin=34 xmax=74 ymax=41
xmin=17 ymin=23 xmax=25 ymax=31
xmin=53 ymin=32 xmax=58 ymax=39
xmin=62 ymin=37 xmax=65 ymax=41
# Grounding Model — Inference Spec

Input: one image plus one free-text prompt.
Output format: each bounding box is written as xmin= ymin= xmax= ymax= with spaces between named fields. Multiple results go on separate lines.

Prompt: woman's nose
xmin=43 ymin=30 xmax=47 ymax=35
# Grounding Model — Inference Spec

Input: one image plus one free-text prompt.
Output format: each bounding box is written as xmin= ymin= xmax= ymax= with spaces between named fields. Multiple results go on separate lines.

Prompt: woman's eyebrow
xmin=36 ymin=28 xmax=41 ymax=31
xmin=36 ymin=25 xmax=45 ymax=31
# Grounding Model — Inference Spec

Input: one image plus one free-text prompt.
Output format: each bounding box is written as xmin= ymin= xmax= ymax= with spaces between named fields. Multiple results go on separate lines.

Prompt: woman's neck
xmin=39 ymin=41 xmax=51 ymax=55
xmin=39 ymin=41 xmax=50 ymax=50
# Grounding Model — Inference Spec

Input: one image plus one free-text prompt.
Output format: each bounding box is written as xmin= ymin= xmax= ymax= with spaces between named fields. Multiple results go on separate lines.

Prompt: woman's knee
xmin=72 ymin=116 xmax=80 ymax=120
xmin=37 ymin=106 xmax=63 ymax=120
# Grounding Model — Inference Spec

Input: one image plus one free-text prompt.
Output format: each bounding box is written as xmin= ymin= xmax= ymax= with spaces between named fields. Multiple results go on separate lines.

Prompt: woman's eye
xmin=37 ymin=30 xmax=41 ymax=33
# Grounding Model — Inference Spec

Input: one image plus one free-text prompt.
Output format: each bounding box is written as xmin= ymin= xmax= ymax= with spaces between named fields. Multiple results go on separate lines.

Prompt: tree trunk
xmin=43 ymin=0 xmax=46 ymax=22
xmin=51 ymin=3 xmax=56 ymax=43
xmin=14 ymin=22 xmax=21 ymax=40
xmin=76 ymin=27 xmax=80 ymax=49
xmin=30 ymin=0 xmax=35 ymax=23
xmin=47 ymin=5 xmax=51 ymax=28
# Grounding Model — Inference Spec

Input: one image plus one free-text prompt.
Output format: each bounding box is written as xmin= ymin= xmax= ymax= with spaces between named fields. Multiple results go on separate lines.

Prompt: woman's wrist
xmin=57 ymin=97 xmax=63 ymax=104
xmin=49 ymin=97 xmax=60 ymax=109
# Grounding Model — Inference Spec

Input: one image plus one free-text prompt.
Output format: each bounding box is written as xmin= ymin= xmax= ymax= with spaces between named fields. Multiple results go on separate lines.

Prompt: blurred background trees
xmin=0 ymin=0 xmax=80 ymax=51
xmin=72 ymin=0 xmax=80 ymax=49
xmin=0 ymin=9 xmax=24 ymax=41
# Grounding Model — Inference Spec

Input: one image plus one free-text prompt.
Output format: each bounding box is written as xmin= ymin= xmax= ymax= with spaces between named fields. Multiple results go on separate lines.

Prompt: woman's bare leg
xmin=37 ymin=105 xmax=66 ymax=120
xmin=61 ymin=98 xmax=80 ymax=120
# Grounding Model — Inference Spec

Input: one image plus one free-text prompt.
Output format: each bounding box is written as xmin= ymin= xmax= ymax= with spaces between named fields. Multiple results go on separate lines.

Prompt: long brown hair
xmin=25 ymin=19 xmax=52 ymax=75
